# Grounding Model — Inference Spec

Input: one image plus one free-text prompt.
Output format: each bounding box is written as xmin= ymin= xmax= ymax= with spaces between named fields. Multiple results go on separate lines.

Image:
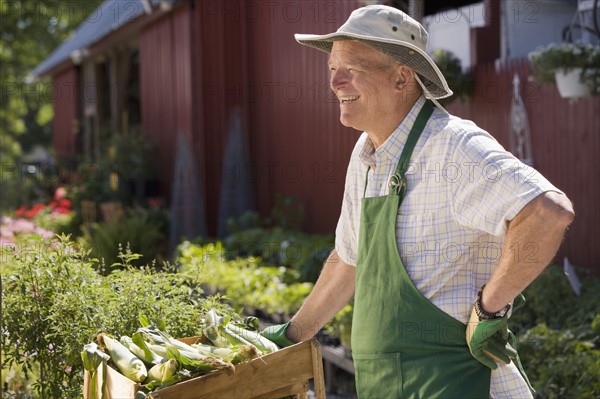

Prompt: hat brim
xmin=295 ymin=32 xmax=453 ymax=100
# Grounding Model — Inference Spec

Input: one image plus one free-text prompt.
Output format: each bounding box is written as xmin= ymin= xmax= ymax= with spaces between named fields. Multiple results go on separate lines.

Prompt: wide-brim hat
xmin=294 ymin=5 xmax=452 ymax=100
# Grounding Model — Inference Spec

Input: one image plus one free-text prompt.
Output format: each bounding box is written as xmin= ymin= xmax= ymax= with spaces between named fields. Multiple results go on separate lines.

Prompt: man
xmin=262 ymin=5 xmax=574 ymax=398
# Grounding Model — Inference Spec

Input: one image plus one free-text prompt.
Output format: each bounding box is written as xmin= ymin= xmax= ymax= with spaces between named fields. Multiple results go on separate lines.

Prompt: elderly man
xmin=262 ymin=5 xmax=574 ymax=398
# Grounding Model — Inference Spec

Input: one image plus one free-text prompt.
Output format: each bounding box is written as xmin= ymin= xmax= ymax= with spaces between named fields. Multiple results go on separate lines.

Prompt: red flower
xmin=15 ymin=206 xmax=27 ymax=217
xmin=52 ymin=207 xmax=70 ymax=215
xmin=58 ymin=199 xmax=71 ymax=209
xmin=26 ymin=203 xmax=46 ymax=218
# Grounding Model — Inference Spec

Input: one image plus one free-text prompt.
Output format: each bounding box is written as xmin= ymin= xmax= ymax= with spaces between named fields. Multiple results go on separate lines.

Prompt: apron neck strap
xmin=389 ymin=100 xmax=434 ymax=197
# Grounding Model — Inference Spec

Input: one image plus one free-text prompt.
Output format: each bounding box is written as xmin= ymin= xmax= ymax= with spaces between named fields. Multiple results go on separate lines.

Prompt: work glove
xmin=466 ymin=308 xmax=517 ymax=370
xmin=261 ymin=322 xmax=295 ymax=348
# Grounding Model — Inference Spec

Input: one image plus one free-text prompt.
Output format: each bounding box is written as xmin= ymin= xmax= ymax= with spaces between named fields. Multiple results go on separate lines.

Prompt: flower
xmin=53 ymin=186 xmax=67 ymax=201
xmin=15 ymin=206 xmax=27 ymax=217
xmin=529 ymin=42 xmax=600 ymax=95
xmin=25 ymin=203 xmax=46 ymax=219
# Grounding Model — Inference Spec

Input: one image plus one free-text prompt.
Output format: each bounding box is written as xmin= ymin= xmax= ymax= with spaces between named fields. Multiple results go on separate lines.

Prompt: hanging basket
xmin=554 ymin=68 xmax=592 ymax=98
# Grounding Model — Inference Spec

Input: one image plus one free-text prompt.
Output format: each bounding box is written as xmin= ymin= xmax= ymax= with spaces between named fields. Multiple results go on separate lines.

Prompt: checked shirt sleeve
xmin=449 ymin=129 xmax=562 ymax=236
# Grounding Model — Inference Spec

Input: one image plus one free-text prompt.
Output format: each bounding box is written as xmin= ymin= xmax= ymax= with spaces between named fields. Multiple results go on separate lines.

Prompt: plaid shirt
xmin=335 ymin=96 xmax=559 ymax=398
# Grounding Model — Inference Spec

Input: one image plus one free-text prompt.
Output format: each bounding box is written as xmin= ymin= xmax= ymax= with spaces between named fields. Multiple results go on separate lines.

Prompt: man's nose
xmin=330 ymin=69 xmax=349 ymax=91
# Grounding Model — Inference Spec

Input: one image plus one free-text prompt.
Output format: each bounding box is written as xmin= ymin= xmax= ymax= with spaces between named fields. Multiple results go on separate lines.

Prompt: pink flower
xmin=54 ymin=187 xmax=67 ymax=201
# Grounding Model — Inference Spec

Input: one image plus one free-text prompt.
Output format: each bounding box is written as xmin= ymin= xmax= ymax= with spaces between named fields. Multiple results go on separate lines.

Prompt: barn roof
xmin=30 ymin=0 xmax=176 ymax=78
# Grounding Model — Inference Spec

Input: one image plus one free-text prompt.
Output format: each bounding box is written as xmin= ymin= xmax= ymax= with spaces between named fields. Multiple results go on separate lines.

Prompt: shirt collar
xmin=359 ymin=95 xmax=427 ymax=169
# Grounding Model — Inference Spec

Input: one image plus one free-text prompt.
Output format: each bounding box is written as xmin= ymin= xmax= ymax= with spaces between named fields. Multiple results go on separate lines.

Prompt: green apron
xmin=351 ymin=100 xmax=491 ymax=398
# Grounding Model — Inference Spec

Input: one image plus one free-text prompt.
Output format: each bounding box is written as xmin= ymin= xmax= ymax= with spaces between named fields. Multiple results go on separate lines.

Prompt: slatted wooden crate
xmin=83 ymin=339 xmax=326 ymax=399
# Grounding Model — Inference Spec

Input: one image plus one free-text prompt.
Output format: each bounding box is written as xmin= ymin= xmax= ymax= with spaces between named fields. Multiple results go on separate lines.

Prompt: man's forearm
xmin=482 ymin=191 xmax=574 ymax=313
xmin=287 ymin=251 xmax=356 ymax=342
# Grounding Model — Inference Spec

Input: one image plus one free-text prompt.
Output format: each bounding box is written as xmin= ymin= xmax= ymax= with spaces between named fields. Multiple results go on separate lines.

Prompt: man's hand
xmin=261 ymin=322 xmax=295 ymax=348
xmin=466 ymin=307 xmax=517 ymax=369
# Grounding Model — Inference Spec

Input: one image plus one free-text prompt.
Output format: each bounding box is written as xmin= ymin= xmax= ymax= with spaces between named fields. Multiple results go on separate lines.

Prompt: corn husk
xmin=192 ymin=342 xmax=259 ymax=364
xmin=226 ymin=324 xmax=278 ymax=354
xmin=145 ymin=359 xmax=178 ymax=384
xmin=98 ymin=333 xmax=147 ymax=383
xmin=81 ymin=343 xmax=110 ymax=399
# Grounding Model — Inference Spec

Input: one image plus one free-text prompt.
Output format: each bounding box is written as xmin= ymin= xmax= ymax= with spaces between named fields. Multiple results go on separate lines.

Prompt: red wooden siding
xmin=140 ymin=3 xmax=194 ymax=198
xmin=193 ymin=0 xmax=360 ymax=234
xmin=193 ymin=0 xmax=240 ymax=235
xmin=446 ymin=59 xmax=600 ymax=271
xmin=52 ymin=67 xmax=78 ymax=158
xmin=244 ymin=0 xmax=361 ymax=233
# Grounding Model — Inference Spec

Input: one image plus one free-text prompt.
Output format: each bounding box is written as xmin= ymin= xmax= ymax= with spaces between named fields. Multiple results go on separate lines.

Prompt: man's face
xmin=328 ymin=40 xmax=400 ymax=133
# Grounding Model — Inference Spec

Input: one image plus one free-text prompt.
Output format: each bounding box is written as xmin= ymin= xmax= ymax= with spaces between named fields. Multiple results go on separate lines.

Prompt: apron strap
xmin=390 ymin=100 xmax=434 ymax=198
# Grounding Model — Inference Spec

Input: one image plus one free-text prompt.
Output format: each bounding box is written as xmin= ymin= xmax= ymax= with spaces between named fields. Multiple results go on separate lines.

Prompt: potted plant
xmin=528 ymin=42 xmax=600 ymax=99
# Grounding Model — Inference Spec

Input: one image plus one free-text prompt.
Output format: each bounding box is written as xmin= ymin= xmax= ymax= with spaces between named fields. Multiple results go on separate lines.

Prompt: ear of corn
xmin=166 ymin=346 xmax=235 ymax=375
xmin=148 ymin=343 xmax=168 ymax=358
xmin=226 ymin=324 xmax=279 ymax=354
xmin=81 ymin=343 xmax=110 ymax=399
xmin=81 ymin=342 xmax=110 ymax=372
xmin=192 ymin=343 xmax=259 ymax=364
xmin=130 ymin=332 xmax=164 ymax=364
xmin=144 ymin=358 xmax=179 ymax=384
xmin=221 ymin=326 xmax=256 ymax=348
xmin=203 ymin=325 xmax=231 ymax=348
xmin=85 ymin=310 xmax=280 ymax=395
xmin=98 ymin=333 xmax=147 ymax=383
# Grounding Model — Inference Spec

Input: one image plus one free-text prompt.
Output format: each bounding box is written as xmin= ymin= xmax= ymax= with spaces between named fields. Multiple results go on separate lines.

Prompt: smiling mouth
xmin=339 ymin=95 xmax=359 ymax=104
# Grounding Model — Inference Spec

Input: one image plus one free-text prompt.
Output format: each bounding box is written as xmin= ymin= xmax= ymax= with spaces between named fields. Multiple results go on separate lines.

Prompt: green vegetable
xmin=226 ymin=324 xmax=279 ymax=354
xmin=81 ymin=343 xmax=110 ymax=399
xmin=166 ymin=346 xmax=235 ymax=375
xmin=144 ymin=359 xmax=178 ymax=384
xmin=192 ymin=343 xmax=259 ymax=364
xmin=203 ymin=325 xmax=231 ymax=348
xmin=130 ymin=332 xmax=165 ymax=365
xmin=120 ymin=335 xmax=161 ymax=366
xmin=137 ymin=325 xmax=235 ymax=375
xmin=98 ymin=333 xmax=147 ymax=383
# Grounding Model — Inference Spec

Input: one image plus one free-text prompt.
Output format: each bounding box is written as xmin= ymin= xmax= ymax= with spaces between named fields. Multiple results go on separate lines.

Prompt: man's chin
xmin=339 ymin=116 xmax=359 ymax=130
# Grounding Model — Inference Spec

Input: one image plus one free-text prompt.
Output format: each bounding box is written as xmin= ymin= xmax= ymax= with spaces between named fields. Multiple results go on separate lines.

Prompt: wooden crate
xmin=84 ymin=339 xmax=326 ymax=399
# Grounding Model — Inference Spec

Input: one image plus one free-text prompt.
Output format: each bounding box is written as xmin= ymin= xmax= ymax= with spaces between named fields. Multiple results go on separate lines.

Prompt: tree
xmin=0 ymin=0 xmax=102 ymax=211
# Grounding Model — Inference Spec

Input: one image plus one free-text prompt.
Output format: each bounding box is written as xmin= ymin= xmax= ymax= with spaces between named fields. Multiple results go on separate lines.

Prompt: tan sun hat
xmin=294 ymin=5 xmax=452 ymax=100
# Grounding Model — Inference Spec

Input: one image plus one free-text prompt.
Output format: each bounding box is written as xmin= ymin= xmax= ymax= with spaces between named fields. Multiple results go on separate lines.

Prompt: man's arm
xmin=286 ymin=250 xmax=356 ymax=342
xmin=481 ymin=191 xmax=575 ymax=313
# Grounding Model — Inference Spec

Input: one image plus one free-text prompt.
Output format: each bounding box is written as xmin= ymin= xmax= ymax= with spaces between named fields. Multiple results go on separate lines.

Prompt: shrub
xmin=80 ymin=207 xmax=168 ymax=274
xmin=177 ymin=242 xmax=313 ymax=317
xmin=223 ymin=225 xmax=333 ymax=283
xmin=509 ymin=265 xmax=600 ymax=398
xmin=1 ymin=235 xmax=222 ymax=399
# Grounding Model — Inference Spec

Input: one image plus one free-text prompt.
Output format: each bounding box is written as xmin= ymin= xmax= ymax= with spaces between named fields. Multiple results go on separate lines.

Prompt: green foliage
xmin=107 ymin=131 xmax=157 ymax=182
xmin=508 ymin=265 xmax=600 ymax=398
xmin=510 ymin=265 xmax=600 ymax=333
xmin=223 ymin=209 xmax=334 ymax=282
xmin=80 ymin=207 xmax=169 ymax=274
xmin=517 ymin=322 xmax=599 ymax=399
xmin=178 ymin=242 xmax=313 ymax=317
xmin=1 ymin=235 xmax=219 ymax=399
xmin=223 ymin=226 xmax=333 ymax=283
xmin=431 ymin=49 xmax=472 ymax=105
xmin=268 ymin=194 xmax=305 ymax=230
xmin=0 ymin=0 xmax=103 ymax=212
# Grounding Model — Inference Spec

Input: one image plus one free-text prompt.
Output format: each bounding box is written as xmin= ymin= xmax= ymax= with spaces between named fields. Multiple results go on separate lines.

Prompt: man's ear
xmin=394 ymin=65 xmax=415 ymax=92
